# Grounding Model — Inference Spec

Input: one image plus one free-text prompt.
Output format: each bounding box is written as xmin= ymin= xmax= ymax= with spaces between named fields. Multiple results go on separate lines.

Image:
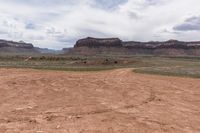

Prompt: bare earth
xmin=0 ymin=68 xmax=200 ymax=133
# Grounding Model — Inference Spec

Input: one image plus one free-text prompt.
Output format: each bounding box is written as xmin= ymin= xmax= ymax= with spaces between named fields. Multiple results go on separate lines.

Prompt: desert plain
xmin=0 ymin=68 xmax=199 ymax=133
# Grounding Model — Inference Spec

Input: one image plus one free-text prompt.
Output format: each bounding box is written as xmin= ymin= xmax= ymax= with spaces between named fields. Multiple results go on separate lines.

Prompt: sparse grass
xmin=0 ymin=55 xmax=200 ymax=78
xmin=134 ymin=67 xmax=200 ymax=78
xmin=0 ymin=56 xmax=124 ymax=71
xmin=133 ymin=57 xmax=200 ymax=78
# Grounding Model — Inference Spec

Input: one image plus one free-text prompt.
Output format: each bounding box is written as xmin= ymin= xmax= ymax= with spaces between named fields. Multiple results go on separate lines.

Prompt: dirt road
xmin=0 ymin=68 xmax=199 ymax=133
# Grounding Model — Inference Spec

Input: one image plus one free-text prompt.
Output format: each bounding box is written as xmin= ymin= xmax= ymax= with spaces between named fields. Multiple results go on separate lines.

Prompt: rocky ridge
xmin=71 ymin=37 xmax=200 ymax=56
xmin=0 ymin=40 xmax=34 ymax=49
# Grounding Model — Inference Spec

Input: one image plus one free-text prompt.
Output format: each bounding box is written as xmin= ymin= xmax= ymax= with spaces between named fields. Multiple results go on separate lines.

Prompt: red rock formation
xmin=75 ymin=37 xmax=122 ymax=48
xmin=71 ymin=37 xmax=200 ymax=56
xmin=0 ymin=39 xmax=34 ymax=49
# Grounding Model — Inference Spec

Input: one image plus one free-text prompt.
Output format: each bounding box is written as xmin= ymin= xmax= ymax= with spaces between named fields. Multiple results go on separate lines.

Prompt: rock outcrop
xmin=75 ymin=37 xmax=122 ymax=48
xmin=123 ymin=40 xmax=200 ymax=49
xmin=0 ymin=40 xmax=34 ymax=49
xmin=0 ymin=39 xmax=39 ymax=54
xmin=71 ymin=37 xmax=200 ymax=56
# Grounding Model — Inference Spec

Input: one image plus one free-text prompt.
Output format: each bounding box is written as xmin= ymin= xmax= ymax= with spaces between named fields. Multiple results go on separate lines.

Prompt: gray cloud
xmin=127 ymin=11 xmax=139 ymax=19
xmin=0 ymin=30 xmax=8 ymax=35
xmin=173 ymin=16 xmax=200 ymax=31
xmin=78 ymin=28 xmax=110 ymax=38
xmin=27 ymin=35 xmax=45 ymax=40
xmin=93 ymin=0 xmax=128 ymax=10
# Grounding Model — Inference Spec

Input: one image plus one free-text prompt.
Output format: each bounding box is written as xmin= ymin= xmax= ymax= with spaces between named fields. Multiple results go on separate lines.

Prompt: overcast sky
xmin=0 ymin=0 xmax=200 ymax=49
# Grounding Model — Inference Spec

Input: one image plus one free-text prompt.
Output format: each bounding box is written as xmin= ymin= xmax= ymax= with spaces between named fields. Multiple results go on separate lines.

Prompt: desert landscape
xmin=0 ymin=37 xmax=200 ymax=132
xmin=1 ymin=0 xmax=200 ymax=132
xmin=0 ymin=68 xmax=199 ymax=133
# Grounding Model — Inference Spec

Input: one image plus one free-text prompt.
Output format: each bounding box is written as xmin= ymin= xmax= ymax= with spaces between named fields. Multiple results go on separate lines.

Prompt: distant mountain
xmin=62 ymin=48 xmax=73 ymax=54
xmin=2 ymin=38 xmax=200 ymax=56
xmin=0 ymin=39 xmax=34 ymax=48
xmin=69 ymin=37 xmax=200 ymax=56
xmin=0 ymin=39 xmax=66 ymax=55
xmin=0 ymin=39 xmax=38 ymax=54
xmin=35 ymin=47 xmax=65 ymax=54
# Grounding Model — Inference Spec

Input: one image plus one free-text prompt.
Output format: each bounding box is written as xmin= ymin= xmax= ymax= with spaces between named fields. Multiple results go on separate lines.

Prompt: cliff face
xmin=0 ymin=40 xmax=34 ymax=49
xmin=123 ymin=40 xmax=200 ymax=49
xmin=0 ymin=39 xmax=39 ymax=54
xmin=75 ymin=37 xmax=122 ymax=48
xmin=71 ymin=37 xmax=200 ymax=56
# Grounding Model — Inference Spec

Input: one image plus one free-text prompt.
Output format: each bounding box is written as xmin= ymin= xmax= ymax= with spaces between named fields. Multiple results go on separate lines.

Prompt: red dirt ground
xmin=0 ymin=68 xmax=199 ymax=133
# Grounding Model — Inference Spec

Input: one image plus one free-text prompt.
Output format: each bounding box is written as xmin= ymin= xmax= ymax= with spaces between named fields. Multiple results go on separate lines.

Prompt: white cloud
xmin=0 ymin=0 xmax=200 ymax=49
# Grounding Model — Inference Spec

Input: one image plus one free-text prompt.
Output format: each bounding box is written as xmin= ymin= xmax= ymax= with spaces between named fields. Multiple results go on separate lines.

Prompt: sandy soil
xmin=0 ymin=68 xmax=199 ymax=133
